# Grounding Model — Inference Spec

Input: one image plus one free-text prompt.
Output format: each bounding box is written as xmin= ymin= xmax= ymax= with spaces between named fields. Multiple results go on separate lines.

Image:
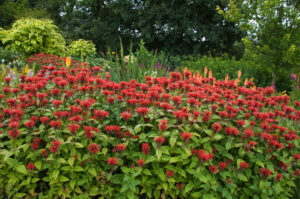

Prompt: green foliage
xmin=290 ymin=71 xmax=300 ymax=101
xmin=41 ymin=0 xmax=244 ymax=57
xmin=0 ymin=18 xmax=66 ymax=56
xmin=68 ymin=39 xmax=96 ymax=59
xmin=217 ymin=0 xmax=300 ymax=90
xmin=103 ymin=40 xmax=170 ymax=83
xmin=178 ymin=55 xmax=274 ymax=89
xmin=0 ymin=47 xmax=26 ymax=80
xmin=0 ymin=0 xmax=51 ymax=28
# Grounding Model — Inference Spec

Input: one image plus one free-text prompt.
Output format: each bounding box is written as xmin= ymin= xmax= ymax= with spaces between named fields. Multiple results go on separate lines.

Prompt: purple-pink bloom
xmin=291 ymin=73 xmax=296 ymax=80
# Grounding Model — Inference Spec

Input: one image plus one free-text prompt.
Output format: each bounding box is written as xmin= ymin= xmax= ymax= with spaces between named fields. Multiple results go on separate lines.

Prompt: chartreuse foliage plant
xmin=0 ymin=54 xmax=299 ymax=199
xmin=0 ymin=18 xmax=66 ymax=56
xmin=68 ymin=39 xmax=97 ymax=59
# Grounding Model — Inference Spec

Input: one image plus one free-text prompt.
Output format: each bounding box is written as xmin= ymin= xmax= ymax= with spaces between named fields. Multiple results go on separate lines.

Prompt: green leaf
xmin=178 ymin=169 xmax=186 ymax=178
xmin=162 ymin=182 xmax=168 ymax=191
xmin=88 ymin=168 xmax=97 ymax=177
xmin=238 ymin=173 xmax=248 ymax=181
xmin=199 ymin=175 xmax=207 ymax=183
xmin=225 ymin=142 xmax=232 ymax=150
xmin=238 ymin=147 xmax=246 ymax=157
xmin=203 ymin=194 xmax=215 ymax=199
xmin=255 ymin=160 xmax=264 ymax=167
xmin=68 ymin=157 xmax=75 ymax=167
xmin=184 ymin=182 xmax=194 ymax=194
xmin=31 ymin=178 xmax=40 ymax=183
xmin=102 ymin=148 xmax=108 ymax=155
xmin=58 ymin=158 xmax=67 ymax=164
xmin=146 ymin=155 xmax=156 ymax=163
xmin=52 ymin=170 xmax=59 ymax=180
xmin=170 ymin=136 xmax=177 ymax=147
xmin=273 ymin=183 xmax=283 ymax=194
xmin=89 ymin=186 xmax=99 ymax=196
xmin=70 ymin=180 xmax=76 ymax=190
xmin=143 ymin=169 xmax=152 ymax=176
xmin=74 ymin=166 xmax=84 ymax=172
xmin=204 ymin=129 xmax=213 ymax=136
xmin=35 ymin=161 xmax=42 ymax=170
xmin=120 ymin=184 xmax=129 ymax=193
xmin=169 ymin=157 xmax=180 ymax=163
xmin=156 ymin=149 xmax=162 ymax=160
xmin=16 ymin=165 xmax=27 ymax=174
xmin=14 ymin=193 xmax=26 ymax=198
xmin=60 ymin=176 xmax=69 ymax=182
xmin=213 ymin=134 xmax=223 ymax=140
xmin=191 ymin=192 xmax=202 ymax=198
xmin=75 ymin=142 xmax=84 ymax=148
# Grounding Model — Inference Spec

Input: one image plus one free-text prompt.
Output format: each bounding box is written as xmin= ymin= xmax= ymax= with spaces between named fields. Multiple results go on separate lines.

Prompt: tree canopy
xmin=0 ymin=0 xmax=244 ymax=56
xmin=217 ymin=0 xmax=300 ymax=90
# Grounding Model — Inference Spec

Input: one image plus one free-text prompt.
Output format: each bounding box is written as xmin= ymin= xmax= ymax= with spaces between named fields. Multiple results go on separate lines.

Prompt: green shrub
xmin=68 ymin=39 xmax=96 ymax=58
xmin=0 ymin=18 xmax=66 ymax=56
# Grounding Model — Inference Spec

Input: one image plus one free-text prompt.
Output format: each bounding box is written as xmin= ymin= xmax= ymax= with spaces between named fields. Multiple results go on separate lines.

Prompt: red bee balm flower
xmin=8 ymin=130 xmax=20 ymax=138
xmin=219 ymin=162 xmax=227 ymax=170
xmin=209 ymin=165 xmax=218 ymax=173
xmin=50 ymin=140 xmax=61 ymax=153
xmin=68 ymin=124 xmax=80 ymax=134
xmin=41 ymin=149 xmax=47 ymax=158
xmin=113 ymin=144 xmax=126 ymax=152
xmin=27 ymin=163 xmax=35 ymax=171
xmin=240 ymin=162 xmax=249 ymax=170
xmin=137 ymin=159 xmax=145 ymax=167
xmin=50 ymin=120 xmax=61 ymax=129
xmin=121 ymin=111 xmax=132 ymax=121
xmin=258 ymin=168 xmax=272 ymax=178
xmin=212 ymin=122 xmax=222 ymax=133
xmin=166 ymin=170 xmax=174 ymax=178
xmin=181 ymin=132 xmax=192 ymax=141
xmin=136 ymin=107 xmax=149 ymax=115
xmin=154 ymin=136 xmax=166 ymax=145
xmin=88 ymin=143 xmax=99 ymax=154
xmin=276 ymin=173 xmax=283 ymax=181
xmin=107 ymin=157 xmax=118 ymax=166
xmin=159 ymin=120 xmax=168 ymax=131
xmin=142 ymin=143 xmax=150 ymax=154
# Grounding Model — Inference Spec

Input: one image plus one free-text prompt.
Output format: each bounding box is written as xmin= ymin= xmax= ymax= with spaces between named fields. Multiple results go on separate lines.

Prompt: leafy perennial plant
xmin=0 ymin=53 xmax=299 ymax=199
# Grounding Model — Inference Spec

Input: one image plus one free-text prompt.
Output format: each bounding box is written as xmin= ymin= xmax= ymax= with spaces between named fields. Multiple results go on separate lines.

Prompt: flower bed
xmin=0 ymin=54 xmax=299 ymax=198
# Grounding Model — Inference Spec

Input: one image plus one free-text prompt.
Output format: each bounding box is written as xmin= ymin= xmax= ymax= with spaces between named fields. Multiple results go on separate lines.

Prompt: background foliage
xmin=0 ymin=18 xmax=66 ymax=56
xmin=68 ymin=39 xmax=96 ymax=58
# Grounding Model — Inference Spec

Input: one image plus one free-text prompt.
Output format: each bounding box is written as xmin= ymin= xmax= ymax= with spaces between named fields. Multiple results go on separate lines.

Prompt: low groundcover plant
xmin=0 ymin=54 xmax=299 ymax=199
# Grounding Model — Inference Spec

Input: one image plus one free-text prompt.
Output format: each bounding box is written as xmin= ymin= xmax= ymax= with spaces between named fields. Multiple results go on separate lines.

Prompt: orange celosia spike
xmin=238 ymin=70 xmax=242 ymax=79
xmin=196 ymin=72 xmax=200 ymax=79
xmin=193 ymin=73 xmax=196 ymax=79
xmin=184 ymin=67 xmax=187 ymax=73
xmin=199 ymin=76 xmax=202 ymax=81
xmin=209 ymin=70 xmax=212 ymax=78
xmin=252 ymin=85 xmax=256 ymax=90
xmin=234 ymin=79 xmax=238 ymax=86
xmin=244 ymin=78 xmax=248 ymax=86
xmin=225 ymin=74 xmax=229 ymax=83
xmin=204 ymin=67 xmax=208 ymax=78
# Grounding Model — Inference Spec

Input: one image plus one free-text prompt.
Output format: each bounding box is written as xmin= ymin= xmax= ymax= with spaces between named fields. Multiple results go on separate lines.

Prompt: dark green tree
xmin=42 ymin=0 xmax=244 ymax=56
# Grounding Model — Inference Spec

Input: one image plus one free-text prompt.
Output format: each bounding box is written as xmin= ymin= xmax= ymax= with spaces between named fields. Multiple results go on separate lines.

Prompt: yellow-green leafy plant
xmin=68 ymin=39 xmax=96 ymax=58
xmin=0 ymin=18 xmax=66 ymax=56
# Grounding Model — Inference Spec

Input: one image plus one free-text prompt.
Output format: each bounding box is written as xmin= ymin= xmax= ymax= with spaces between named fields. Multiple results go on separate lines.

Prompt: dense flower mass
xmin=0 ymin=53 xmax=299 ymax=198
